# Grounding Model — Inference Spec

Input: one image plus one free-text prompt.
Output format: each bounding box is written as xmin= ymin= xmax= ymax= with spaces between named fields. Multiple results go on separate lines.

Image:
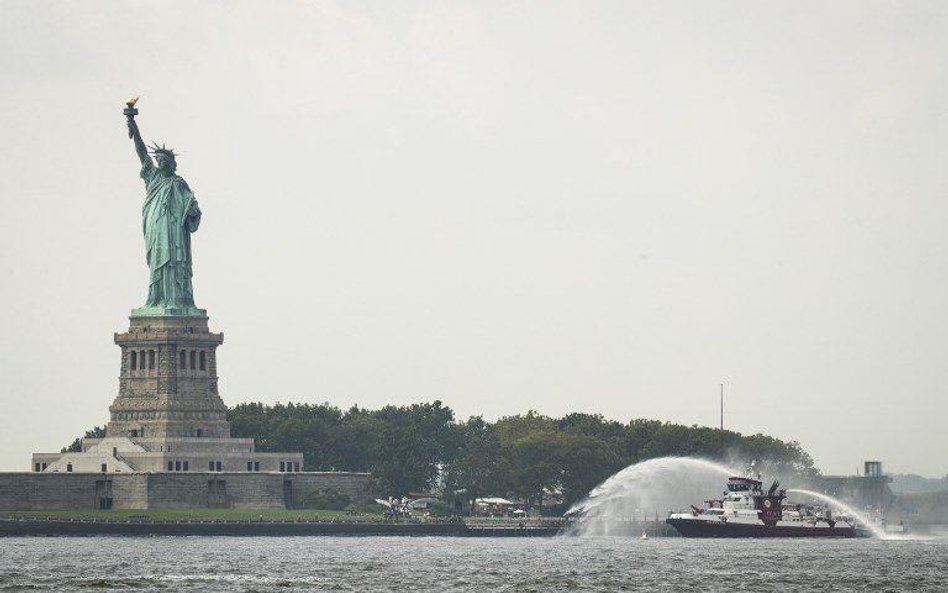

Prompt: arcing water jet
xmin=566 ymin=456 xmax=738 ymax=536
xmin=787 ymin=488 xmax=888 ymax=539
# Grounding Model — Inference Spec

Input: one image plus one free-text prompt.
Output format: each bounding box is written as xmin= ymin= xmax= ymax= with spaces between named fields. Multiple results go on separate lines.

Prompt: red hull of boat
xmin=666 ymin=518 xmax=866 ymax=538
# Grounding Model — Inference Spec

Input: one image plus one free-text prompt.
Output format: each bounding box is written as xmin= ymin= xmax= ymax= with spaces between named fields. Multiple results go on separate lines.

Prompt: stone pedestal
xmin=107 ymin=315 xmax=229 ymax=439
xmin=33 ymin=311 xmax=306 ymax=480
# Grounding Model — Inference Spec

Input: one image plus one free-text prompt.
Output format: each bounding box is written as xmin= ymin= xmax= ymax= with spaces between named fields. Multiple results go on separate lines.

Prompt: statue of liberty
xmin=124 ymin=97 xmax=204 ymax=317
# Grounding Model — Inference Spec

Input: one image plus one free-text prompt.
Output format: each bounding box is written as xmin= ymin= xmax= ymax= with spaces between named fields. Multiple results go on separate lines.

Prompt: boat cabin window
xmin=705 ymin=509 xmax=724 ymax=515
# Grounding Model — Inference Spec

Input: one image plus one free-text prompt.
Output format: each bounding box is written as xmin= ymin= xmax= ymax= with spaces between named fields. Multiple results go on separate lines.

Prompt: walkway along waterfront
xmin=0 ymin=516 xmax=679 ymax=537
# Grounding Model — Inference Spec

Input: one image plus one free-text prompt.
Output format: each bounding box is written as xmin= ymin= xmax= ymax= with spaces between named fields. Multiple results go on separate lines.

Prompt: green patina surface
xmin=125 ymin=99 xmax=205 ymax=318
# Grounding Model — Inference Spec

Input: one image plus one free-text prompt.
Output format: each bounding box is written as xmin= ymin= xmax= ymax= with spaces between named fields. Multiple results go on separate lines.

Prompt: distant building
xmin=811 ymin=461 xmax=895 ymax=511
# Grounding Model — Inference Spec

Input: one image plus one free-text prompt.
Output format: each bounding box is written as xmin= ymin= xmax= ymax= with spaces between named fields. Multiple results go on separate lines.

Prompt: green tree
xmin=443 ymin=416 xmax=502 ymax=511
xmin=493 ymin=411 xmax=556 ymax=445
xmin=558 ymin=432 xmax=623 ymax=506
xmin=230 ymin=401 xmax=346 ymax=471
xmin=331 ymin=407 xmax=383 ymax=472
xmin=370 ymin=401 xmax=460 ymax=496
xmin=736 ymin=434 xmax=817 ymax=478
xmin=68 ymin=400 xmax=821 ymax=508
xmin=61 ymin=426 xmax=106 ymax=453
xmin=505 ymin=431 xmax=564 ymax=508
xmin=559 ymin=413 xmax=629 ymax=458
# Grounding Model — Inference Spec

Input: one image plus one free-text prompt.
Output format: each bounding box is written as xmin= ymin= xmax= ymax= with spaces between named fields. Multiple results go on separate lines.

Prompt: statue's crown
xmin=148 ymin=142 xmax=177 ymax=158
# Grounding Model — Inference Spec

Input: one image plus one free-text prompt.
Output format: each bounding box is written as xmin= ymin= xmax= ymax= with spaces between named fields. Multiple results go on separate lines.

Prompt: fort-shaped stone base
xmin=0 ymin=471 xmax=371 ymax=510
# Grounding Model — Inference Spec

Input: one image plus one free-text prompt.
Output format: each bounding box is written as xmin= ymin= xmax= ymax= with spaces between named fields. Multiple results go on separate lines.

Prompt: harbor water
xmin=1 ymin=535 xmax=945 ymax=592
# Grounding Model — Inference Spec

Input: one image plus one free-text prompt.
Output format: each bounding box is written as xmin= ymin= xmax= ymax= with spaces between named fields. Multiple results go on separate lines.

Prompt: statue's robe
xmin=140 ymin=159 xmax=201 ymax=308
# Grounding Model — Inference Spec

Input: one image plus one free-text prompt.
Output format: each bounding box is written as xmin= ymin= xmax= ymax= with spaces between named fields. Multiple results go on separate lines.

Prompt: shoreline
xmin=0 ymin=516 xmax=565 ymax=538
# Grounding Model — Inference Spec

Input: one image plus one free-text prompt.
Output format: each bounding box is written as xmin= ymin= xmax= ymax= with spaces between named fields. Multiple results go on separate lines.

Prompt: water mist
xmin=566 ymin=456 xmax=737 ymax=536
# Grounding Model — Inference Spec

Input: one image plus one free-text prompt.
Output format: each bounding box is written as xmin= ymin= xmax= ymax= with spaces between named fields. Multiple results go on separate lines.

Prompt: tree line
xmin=227 ymin=401 xmax=817 ymax=509
xmin=65 ymin=401 xmax=817 ymax=511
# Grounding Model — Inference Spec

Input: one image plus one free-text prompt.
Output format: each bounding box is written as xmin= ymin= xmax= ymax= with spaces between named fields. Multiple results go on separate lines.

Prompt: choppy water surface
xmin=1 ymin=536 xmax=945 ymax=592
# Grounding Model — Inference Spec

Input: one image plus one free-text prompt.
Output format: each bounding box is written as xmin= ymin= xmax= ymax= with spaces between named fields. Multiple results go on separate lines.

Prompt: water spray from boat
xmin=566 ymin=456 xmax=903 ymax=539
xmin=565 ymin=456 xmax=737 ymax=536
xmin=787 ymin=488 xmax=889 ymax=539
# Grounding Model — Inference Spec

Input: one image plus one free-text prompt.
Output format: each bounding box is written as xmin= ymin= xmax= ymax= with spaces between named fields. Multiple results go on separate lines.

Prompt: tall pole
xmin=720 ymin=382 xmax=724 ymax=430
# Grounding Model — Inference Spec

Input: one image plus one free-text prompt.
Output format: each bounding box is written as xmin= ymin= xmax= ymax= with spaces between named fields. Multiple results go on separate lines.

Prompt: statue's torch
xmin=124 ymin=96 xmax=140 ymax=138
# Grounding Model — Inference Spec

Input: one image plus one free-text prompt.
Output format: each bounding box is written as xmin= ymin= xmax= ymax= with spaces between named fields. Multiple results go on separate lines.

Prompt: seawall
xmin=0 ymin=517 xmax=564 ymax=537
xmin=0 ymin=471 xmax=372 ymax=510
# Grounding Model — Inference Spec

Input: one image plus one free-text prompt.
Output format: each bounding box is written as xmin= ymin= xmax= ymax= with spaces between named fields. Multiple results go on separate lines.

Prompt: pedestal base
xmin=131 ymin=305 xmax=207 ymax=318
xmin=110 ymin=313 xmax=226 ymax=440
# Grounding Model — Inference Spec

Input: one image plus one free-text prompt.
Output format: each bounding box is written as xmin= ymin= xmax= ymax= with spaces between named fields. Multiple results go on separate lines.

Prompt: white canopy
xmin=475 ymin=497 xmax=517 ymax=506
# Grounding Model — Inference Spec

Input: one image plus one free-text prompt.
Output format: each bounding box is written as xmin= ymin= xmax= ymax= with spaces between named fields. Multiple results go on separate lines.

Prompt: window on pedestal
xmin=101 ymin=463 xmax=107 ymax=472
xmin=180 ymin=349 xmax=186 ymax=370
xmin=294 ymin=462 xmax=300 ymax=472
xmin=254 ymin=461 xmax=260 ymax=472
xmin=167 ymin=461 xmax=173 ymax=471
xmin=190 ymin=350 xmax=196 ymax=370
xmin=139 ymin=350 xmax=146 ymax=369
xmin=148 ymin=350 xmax=156 ymax=370
xmin=280 ymin=461 xmax=285 ymax=472
xmin=183 ymin=461 xmax=189 ymax=471
xmin=199 ymin=351 xmax=206 ymax=371
xmin=66 ymin=463 xmax=73 ymax=473
xmin=34 ymin=462 xmax=41 ymax=472
xmin=130 ymin=351 xmax=137 ymax=371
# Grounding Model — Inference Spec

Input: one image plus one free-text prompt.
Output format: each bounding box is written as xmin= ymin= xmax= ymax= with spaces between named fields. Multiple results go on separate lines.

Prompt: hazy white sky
xmin=1 ymin=1 xmax=946 ymax=476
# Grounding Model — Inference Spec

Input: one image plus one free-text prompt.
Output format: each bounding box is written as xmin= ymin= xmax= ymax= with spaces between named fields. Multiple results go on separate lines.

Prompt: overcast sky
xmin=1 ymin=1 xmax=946 ymax=476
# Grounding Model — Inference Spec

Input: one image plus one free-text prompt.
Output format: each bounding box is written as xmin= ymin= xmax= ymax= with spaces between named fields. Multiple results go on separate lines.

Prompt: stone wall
xmin=0 ymin=472 xmax=372 ymax=510
xmin=0 ymin=473 xmax=103 ymax=510
xmin=145 ymin=473 xmax=286 ymax=509
xmin=287 ymin=473 xmax=375 ymax=508
xmin=111 ymin=474 xmax=148 ymax=509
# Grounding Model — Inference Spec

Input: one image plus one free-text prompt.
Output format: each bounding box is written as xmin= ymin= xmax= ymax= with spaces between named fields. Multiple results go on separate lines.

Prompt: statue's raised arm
xmin=124 ymin=96 xmax=150 ymax=166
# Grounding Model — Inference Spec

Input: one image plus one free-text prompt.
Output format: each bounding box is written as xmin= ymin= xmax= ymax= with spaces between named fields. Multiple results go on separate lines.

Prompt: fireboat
xmin=666 ymin=476 xmax=868 ymax=538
